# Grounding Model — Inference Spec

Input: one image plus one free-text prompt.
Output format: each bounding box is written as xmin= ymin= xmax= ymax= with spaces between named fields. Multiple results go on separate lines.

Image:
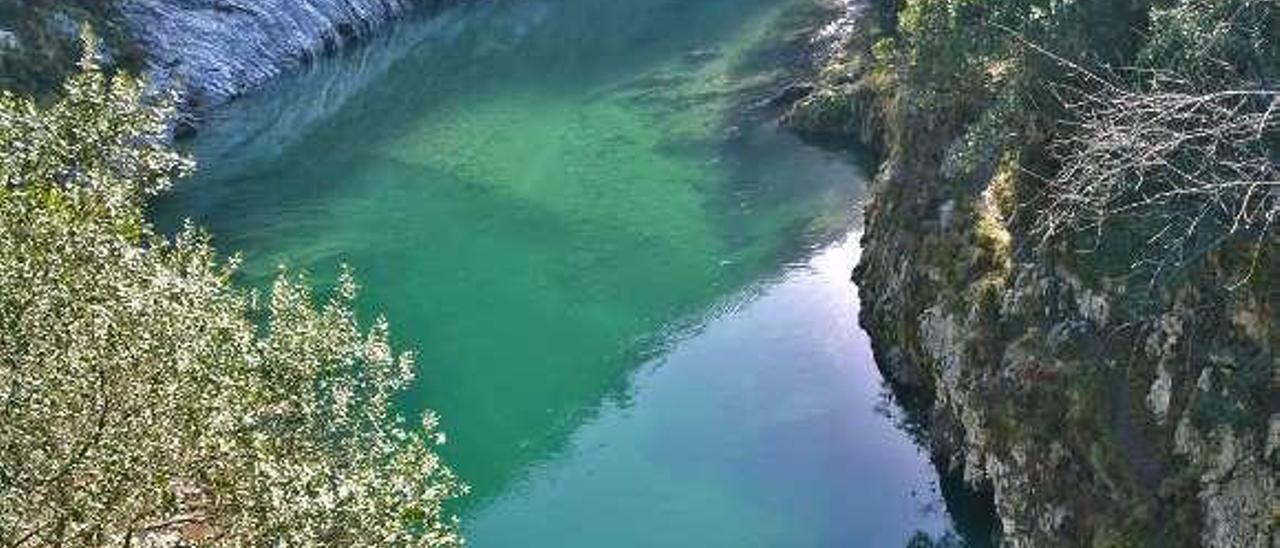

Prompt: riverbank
xmin=787 ymin=1 xmax=1276 ymax=545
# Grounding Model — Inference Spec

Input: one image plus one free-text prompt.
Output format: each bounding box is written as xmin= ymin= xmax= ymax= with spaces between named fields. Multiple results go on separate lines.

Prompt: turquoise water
xmin=154 ymin=0 xmax=985 ymax=545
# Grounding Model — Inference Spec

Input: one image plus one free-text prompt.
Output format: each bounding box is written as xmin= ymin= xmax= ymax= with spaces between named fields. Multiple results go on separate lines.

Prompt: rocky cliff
xmin=1 ymin=0 xmax=434 ymax=115
xmin=788 ymin=0 xmax=1278 ymax=545
xmin=851 ymin=136 xmax=1277 ymax=546
xmin=122 ymin=0 xmax=419 ymax=109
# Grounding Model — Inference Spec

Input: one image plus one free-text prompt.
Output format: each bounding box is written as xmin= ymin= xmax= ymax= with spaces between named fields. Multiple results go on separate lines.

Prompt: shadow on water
xmin=152 ymin=0 xmax=995 ymax=545
xmin=874 ymin=376 xmax=1003 ymax=547
xmin=155 ymin=0 xmax=854 ymax=503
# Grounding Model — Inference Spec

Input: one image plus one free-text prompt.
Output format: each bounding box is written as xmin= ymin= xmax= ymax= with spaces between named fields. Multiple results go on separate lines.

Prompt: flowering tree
xmin=0 ymin=34 xmax=464 ymax=547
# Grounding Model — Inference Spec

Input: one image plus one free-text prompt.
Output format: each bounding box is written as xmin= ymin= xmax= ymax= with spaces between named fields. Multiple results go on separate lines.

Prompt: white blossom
xmin=0 ymin=32 xmax=465 ymax=547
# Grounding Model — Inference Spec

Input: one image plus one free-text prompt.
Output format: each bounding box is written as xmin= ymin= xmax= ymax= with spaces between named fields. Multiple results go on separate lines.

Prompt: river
xmin=152 ymin=0 xmax=988 ymax=545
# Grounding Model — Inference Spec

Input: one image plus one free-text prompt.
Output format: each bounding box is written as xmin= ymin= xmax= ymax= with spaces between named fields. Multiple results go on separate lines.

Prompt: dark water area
xmin=153 ymin=0 xmax=994 ymax=545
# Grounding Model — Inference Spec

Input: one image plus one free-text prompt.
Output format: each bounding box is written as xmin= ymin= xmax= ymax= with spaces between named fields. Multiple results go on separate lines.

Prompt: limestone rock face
xmin=121 ymin=0 xmax=415 ymax=107
xmin=794 ymin=1 xmax=1276 ymax=544
xmin=844 ymin=49 xmax=1274 ymax=548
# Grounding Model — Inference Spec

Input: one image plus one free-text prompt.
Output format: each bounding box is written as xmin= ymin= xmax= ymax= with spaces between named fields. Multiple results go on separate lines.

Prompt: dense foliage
xmin=879 ymin=0 xmax=1278 ymax=278
xmin=0 ymin=37 xmax=463 ymax=546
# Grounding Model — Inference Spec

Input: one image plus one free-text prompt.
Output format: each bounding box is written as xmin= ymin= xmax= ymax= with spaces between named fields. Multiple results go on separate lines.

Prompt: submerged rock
xmin=764 ymin=81 xmax=816 ymax=108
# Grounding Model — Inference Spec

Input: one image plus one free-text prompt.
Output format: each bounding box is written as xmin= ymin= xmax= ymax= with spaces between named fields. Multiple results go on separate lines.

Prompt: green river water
xmin=154 ymin=0 xmax=992 ymax=545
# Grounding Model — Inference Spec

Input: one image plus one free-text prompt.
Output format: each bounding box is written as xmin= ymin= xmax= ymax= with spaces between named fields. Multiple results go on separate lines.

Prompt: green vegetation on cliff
xmin=0 ymin=1 xmax=139 ymax=95
xmin=790 ymin=0 xmax=1276 ymax=545
xmin=0 ymin=39 xmax=463 ymax=546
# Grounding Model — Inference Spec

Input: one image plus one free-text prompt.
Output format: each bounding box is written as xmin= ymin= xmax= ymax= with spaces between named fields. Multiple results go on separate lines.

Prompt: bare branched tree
xmin=1038 ymin=80 xmax=1278 ymax=277
xmin=997 ymin=4 xmax=1280 ymax=280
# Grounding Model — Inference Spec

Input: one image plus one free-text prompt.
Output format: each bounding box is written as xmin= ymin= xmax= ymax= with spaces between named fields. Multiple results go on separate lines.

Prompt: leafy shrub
xmin=0 ymin=35 xmax=464 ymax=547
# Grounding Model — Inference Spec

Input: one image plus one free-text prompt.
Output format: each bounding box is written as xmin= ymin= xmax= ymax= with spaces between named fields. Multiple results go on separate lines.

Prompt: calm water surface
xmin=154 ymin=0 xmax=984 ymax=545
